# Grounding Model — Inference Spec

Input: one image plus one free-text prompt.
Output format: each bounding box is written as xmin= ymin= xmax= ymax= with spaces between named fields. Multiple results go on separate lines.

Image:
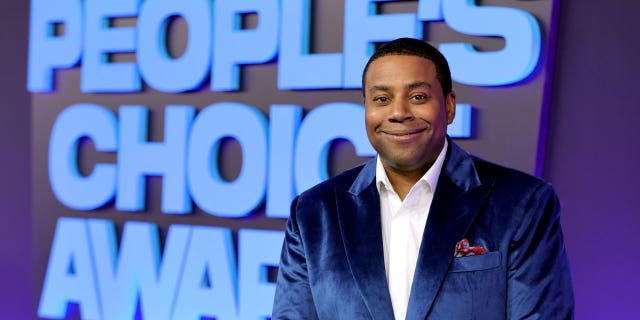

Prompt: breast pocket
xmin=449 ymin=251 xmax=501 ymax=273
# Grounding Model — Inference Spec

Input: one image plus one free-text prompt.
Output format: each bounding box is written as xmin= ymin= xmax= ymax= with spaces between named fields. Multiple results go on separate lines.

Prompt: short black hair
xmin=361 ymin=38 xmax=452 ymax=96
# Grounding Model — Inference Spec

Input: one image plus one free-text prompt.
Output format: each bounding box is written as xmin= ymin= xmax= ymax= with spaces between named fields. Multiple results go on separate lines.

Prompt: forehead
xmin=364 ymin=55 xmax=439 ymax=87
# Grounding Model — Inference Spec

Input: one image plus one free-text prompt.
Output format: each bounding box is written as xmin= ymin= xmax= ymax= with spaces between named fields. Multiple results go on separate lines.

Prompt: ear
xmin=445 ymin=91 xmax=456 ymax=125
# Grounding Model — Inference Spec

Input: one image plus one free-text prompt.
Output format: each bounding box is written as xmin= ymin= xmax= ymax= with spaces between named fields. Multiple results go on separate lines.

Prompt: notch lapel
xmin=405 ymin=142 xmax=495 ymax=320
xmin=336 ymin=160 xmax=395 ymax=320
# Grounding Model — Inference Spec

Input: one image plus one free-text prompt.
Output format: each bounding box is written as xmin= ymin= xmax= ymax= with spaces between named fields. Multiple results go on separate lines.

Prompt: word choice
xmin=49 ymin=102 xmax=374 ymax=218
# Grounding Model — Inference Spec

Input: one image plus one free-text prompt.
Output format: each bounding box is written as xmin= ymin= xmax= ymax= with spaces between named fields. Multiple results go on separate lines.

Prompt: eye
xmin=410 ymin=94 xmax=429 ymax=103
xmin=373 ymin=96 xmax=391 ymax=104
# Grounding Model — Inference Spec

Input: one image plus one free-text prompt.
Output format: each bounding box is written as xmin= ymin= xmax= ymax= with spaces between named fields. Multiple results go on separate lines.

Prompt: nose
xmin=389 ymin=100 xmax=414 ymax=122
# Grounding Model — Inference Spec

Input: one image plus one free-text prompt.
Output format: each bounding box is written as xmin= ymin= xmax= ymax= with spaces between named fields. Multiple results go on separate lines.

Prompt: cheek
xmin=364 ymin=112 xmax=380 ymax=142
xmin=364 ymin=109 xmax=379 ymax=129
xmin=421 ymin=105 xmax=448 ymax=124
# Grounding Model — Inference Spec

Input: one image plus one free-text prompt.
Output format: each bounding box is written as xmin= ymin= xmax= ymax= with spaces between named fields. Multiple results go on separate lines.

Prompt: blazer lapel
xmin=336 ymin=159 xmax=395 ymax=320
xmin=405 ymin=142 xmax=495 ymax=320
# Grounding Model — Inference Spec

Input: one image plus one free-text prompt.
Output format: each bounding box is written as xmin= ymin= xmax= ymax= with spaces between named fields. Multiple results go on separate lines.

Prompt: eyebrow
xmin=406 ymin=81 xmax=430 ymax=90
xmin=368 ymin=85 xmax=391 ymax=94
xmin=368 ymin=81 xmax=431 ymax=94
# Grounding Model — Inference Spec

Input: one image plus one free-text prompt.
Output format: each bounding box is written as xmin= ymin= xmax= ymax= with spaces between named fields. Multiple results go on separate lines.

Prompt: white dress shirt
xmin=375 ymin=139 xmax=448 ymax=320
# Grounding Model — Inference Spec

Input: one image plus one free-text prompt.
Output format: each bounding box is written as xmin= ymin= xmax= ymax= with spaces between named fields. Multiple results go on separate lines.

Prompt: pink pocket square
xmin=454 ymin=238 xmax=487 ymax=257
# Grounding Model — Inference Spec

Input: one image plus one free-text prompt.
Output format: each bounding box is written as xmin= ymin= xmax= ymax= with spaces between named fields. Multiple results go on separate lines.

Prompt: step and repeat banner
xmin=29 ymin=0 xmax=558 ymax=319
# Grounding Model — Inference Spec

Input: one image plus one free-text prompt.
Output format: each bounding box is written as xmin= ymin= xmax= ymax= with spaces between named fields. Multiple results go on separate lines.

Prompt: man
xmin=272 ymin=38 xmax=574 ymax=319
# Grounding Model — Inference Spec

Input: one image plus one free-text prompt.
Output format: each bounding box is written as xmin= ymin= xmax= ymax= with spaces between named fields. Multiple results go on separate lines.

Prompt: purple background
xmin=2 ymin=1 xmax=639 ymax=318
xmin=542 ymin=1 xmax=640 ymax=317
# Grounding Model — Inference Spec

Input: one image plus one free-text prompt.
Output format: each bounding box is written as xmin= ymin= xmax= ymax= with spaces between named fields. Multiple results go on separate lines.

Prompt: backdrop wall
xmin=0 ymin=2 xmax=31 ymax=319
xmin=1 ymin=0 xmax=639 ymax=318
xmin=543 ymin=1 xmax=640 ymax=318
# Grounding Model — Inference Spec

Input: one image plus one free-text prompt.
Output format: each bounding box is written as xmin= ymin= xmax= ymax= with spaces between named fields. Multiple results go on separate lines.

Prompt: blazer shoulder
xmin=298 ymin=163 xmax=368 ymax=200
xmin=471 ymin=156 xmax=552 ymax=191
xmin=291 ymin=163 xmax=370 ymax=227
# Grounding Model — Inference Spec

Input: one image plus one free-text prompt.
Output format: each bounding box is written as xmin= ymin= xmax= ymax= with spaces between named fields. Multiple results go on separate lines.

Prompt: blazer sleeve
xmin=272 ymin=196 xmax=320 ymax=320
xmin=507 ymin=182 xmax=575 ymax=319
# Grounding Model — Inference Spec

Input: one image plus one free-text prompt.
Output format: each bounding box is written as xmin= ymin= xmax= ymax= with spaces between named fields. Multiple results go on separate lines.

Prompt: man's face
xmin=363 ymin=54 xmax=455 ymax=173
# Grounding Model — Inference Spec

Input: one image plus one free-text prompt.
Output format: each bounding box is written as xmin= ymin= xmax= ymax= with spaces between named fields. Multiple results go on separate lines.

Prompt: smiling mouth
xmin=382 ymin=128 xmax=426 ymax=136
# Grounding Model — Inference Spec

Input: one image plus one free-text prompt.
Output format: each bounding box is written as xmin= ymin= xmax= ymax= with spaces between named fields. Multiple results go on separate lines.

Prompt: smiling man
xmin=272 ymin=38 xmax=574 ymax=320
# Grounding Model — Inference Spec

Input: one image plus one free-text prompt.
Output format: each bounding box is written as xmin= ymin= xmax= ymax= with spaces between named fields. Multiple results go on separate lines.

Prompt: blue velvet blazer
xmin=272 ymin=141 xmax=574 ymax=319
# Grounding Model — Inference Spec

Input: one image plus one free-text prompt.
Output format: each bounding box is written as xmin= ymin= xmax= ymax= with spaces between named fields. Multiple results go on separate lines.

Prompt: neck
xmin=383 ymin=162 xmax=433 ymax=201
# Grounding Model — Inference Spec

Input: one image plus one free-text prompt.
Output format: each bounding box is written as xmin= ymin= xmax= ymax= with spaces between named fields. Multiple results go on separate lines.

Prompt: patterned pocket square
xmin=454 ymin=238 xmax=487 ymax=257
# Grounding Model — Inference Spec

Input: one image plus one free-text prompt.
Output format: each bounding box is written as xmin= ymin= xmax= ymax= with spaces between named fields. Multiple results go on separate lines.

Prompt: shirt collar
xmin=376 ymin=139 xmax=449 ymax=194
